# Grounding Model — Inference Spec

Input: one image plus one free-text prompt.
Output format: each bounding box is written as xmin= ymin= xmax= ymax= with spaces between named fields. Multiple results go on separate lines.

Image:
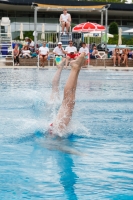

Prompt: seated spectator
xmin=28 ymin=38 xmax=35 ymax=53
xmin=121 ymin=48 xmax=129 ymax=67
xmin=79 ymin=42 xmax=89 ymax=67
xmin=39 ymin=42 xmax=49 ymax=67
xmin=90 ymin=46 xmax=99 ymax=59
xmin=21 ymin=46 xmax=31 ymax=58
xmin=13 ymin=44 xmax=20 ymax=66
xmin=59 ymin=9 xmax=71 ymax=34
xmin=112 ymin=48 xmax=121 ymax=67
xmin=53 ymin=42 xmax=66 ymax=66
xmin=128 ymin=49 xmax=133 ymax=59
xmin=65 ymin=40 xmax=77 ymax=68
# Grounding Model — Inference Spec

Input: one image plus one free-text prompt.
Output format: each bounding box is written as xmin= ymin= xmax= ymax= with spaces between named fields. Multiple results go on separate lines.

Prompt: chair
xmin=0 ymin=17 xmax=10 ymax=26
xmin=95 ymin=51 xmax=107 ymax=67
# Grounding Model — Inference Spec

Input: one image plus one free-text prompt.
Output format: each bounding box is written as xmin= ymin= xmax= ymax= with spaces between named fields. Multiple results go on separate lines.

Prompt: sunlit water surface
xmin=0 ymin=68 xmax=133 ymax=200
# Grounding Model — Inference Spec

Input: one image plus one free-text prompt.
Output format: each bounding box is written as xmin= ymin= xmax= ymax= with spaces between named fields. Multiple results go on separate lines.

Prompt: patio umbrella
xmin=123 ymin=28 xmax=133 ymax=33
xmin=20 ymin=23 xmax=23 ymax=40
xmin=118 ymin=28 xmax=122 ymax=45
xmin=72 ymin=22 xmax=105 ymax=32
xmin=41 ymin=23 xmax=45 ymax=40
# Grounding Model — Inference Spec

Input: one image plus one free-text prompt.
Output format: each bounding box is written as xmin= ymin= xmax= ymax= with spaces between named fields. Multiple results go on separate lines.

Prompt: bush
xmin=108 ymin=34 xmax=133 ymax=45
xmin=14 ymin=31 xmax=34 ymax=40
xmin=109 ymin=22 xmax=118 ymax=35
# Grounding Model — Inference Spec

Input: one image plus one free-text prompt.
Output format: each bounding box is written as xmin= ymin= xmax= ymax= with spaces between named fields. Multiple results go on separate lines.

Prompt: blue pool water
xmin=0 ymin=68 xmax=133 ymax=200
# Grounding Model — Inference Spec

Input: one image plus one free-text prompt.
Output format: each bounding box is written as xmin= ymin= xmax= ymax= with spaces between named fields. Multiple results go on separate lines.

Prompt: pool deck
xmin=0 ymin=65 xmax=133 ymax=70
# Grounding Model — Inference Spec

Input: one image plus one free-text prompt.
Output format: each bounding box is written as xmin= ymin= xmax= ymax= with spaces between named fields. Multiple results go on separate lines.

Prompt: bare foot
xmin=70 ymin=53 xmax=85 ymax=69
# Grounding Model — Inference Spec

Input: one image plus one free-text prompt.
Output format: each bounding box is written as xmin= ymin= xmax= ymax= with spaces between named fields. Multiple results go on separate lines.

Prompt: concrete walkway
xmin=0 ymin=65 xmax=133 ymax=70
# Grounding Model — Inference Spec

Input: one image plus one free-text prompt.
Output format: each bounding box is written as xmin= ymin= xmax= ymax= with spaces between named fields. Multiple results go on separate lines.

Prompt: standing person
xmin=49 ymin=53 xmax=85 ymax=136
xmin=59 ymin=9 xmax=71 ymax=34
xmin=28 ymin=38 xmax=35 ymax=53
xmin=39 ymin=42 xmax=49 ymax=67
xmin=79 ymin=42 xmax=89 ymax=67
xmin=53 ymin=42 xmax=66 ymax=66
xmin=65 ymin=40 xmax=77 ymax=68
xmin=23 ymin=37 xmax=29 ymax=46
xmin=13 ymin=44 xmax=20 ymax=66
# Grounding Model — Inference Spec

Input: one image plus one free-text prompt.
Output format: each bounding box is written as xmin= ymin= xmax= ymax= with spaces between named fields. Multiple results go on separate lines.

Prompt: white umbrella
xmin=118 ymin=28 xmax=122 ymax=45
xmin=20 ymin=23 xmax=23 ymax=40
xmin=123 ymin=28 xmax=133 ymax=33
xmin=7 ymin=25 xmax=11 ymax=37
xmin=41 ymin=23 xmax=45 ymax=40
xmin=56 ymin=24 xmax=59 ymax=42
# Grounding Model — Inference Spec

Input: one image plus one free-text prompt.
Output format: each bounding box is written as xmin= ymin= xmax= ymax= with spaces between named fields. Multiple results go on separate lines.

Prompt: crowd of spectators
xmin=12 ymin=38 xmax=90 ymax=67
xmin=12 ymin=37 xmax=133 ymax=67
xmin=111 ymin=47 xmax=133 ymax=67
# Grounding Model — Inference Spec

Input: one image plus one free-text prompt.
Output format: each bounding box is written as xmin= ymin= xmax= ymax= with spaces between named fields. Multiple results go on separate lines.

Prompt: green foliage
xmin=14 ymin=31 xmax=34 ymax=40
xmin=108 ymin=34 xmax=133 ymax=45
xmin=108 ymin=34 xmax=118 ymax=44
xmin=109 ymin=22 xmax=118 ymax=34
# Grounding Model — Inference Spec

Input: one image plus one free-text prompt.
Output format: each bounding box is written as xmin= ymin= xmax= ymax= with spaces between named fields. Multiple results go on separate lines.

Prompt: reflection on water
xmin=0 ymin=69 xmax=133 ymax=200
xmin=58 ymin=154 xmax=78 ymax=200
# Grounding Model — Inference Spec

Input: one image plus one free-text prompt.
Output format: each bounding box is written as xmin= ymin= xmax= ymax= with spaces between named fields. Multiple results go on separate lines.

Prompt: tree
xmin=109 ymin=22 xmax=118 ymax=34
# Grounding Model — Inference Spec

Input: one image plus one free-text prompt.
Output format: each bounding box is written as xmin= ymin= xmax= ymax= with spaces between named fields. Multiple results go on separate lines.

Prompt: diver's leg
xmin=53 ymin=53 xmax=85 ymax=131
xmin=50 ymin=60 xmax=65 ymax=100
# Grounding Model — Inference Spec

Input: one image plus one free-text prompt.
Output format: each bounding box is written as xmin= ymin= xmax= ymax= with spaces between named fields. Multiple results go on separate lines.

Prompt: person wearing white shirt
xmin=65 ymin=40 xmax=77 ymax=68
xmin=59 ymin=9 xmax=71 ymax=34
xmin=22 ymin=45 xmax=31 ymax=58
xmin=23 ymin=37 xmax=29 ymax=46
xmin=29 ymin=39 xmax=35 ymax=52
xmin=53 ymin=42 xmax=66 ymax=66
xmin=79 ymin=42 xmax=89 ymax=67
xmin=39 ymin=42 xmax=49 ymax=67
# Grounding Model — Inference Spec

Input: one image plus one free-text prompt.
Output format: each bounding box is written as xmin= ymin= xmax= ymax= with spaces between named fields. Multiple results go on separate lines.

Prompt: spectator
xmin=53 ymin=42 xmax=66 ymax=65
xmin=112 ymin=48 xmax=121 ymax=67
xmin=65 ymin=40 xmax=77 ymax=68
xmin=39 ymin=42 xmax=49 ymax=67
xmin=79 ymin=42 xmax=89 ymax=67
xmin=13 ymin=44 xmax=19 ymax=66
xmin=121 ymin=48 xmax=129 ymax=67
xmin=21 ymin=46 xmax=31 ymax=58
xmin=28 ymin=38 xmax=35 ymax=53
xmin=128 ymin=49 xmax=133 ymax=59
xmin=90 ymin=46 xmax=99 ymax=59
xmin=59 ymin=9 xmax=71 ymax=34
xmin=23 ymin=37 xmax=29 ymax=46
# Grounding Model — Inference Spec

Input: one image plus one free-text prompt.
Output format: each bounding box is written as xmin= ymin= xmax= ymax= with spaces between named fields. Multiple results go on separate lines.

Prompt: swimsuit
xmin=49 ymin=123 xmax=53 ymax=134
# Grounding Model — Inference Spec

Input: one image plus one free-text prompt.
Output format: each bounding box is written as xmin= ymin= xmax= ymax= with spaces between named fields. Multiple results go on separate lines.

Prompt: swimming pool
xmin=0 ymin=68 xmax=133 ymax=200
